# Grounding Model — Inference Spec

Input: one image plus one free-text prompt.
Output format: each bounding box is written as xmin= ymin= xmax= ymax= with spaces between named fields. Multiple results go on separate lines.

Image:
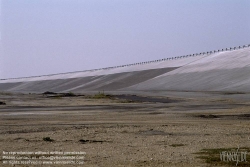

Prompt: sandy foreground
xmin=0 ymin=91 xmax=250 ymax=167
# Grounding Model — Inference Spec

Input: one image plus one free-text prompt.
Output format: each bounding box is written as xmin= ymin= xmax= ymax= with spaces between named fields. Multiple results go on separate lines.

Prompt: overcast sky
xmin=0 ymin=0 xmax=249 ymax=79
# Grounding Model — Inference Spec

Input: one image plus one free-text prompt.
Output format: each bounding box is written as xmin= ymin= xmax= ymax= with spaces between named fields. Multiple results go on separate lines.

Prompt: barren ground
xmin=0 ymin=91 xmax=250 ymax=167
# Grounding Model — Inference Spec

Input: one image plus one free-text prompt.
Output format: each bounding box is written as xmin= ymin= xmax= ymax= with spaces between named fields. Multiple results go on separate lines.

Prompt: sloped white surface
xmin=126 ymin=48 xmax=250 ymax=92
xmin=0 ymin=54 xmax=206 ymax=83
xmin=1 ymin=46 xmax=250 ymax=93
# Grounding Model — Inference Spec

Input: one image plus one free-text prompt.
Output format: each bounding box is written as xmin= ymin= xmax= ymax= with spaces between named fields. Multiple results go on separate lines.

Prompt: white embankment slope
xmin=127 ymin=47 xmax=250 ymax=92
xmin=0 ymin=46 xmax=250 ymax=92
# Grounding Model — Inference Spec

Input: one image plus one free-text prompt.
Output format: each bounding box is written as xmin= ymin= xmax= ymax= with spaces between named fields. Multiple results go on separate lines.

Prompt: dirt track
xmin=0 ymin=92 xmax=250 ymax=167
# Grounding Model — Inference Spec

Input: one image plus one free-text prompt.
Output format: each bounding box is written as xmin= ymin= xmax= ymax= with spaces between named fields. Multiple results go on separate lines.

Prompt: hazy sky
xmin=0 ymin=0 xmax=249 ymax=79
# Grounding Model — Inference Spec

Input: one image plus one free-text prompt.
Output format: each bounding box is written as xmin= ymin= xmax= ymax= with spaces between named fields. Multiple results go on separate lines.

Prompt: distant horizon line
xmin=1 ymin=43 xmax=250 ymax=80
